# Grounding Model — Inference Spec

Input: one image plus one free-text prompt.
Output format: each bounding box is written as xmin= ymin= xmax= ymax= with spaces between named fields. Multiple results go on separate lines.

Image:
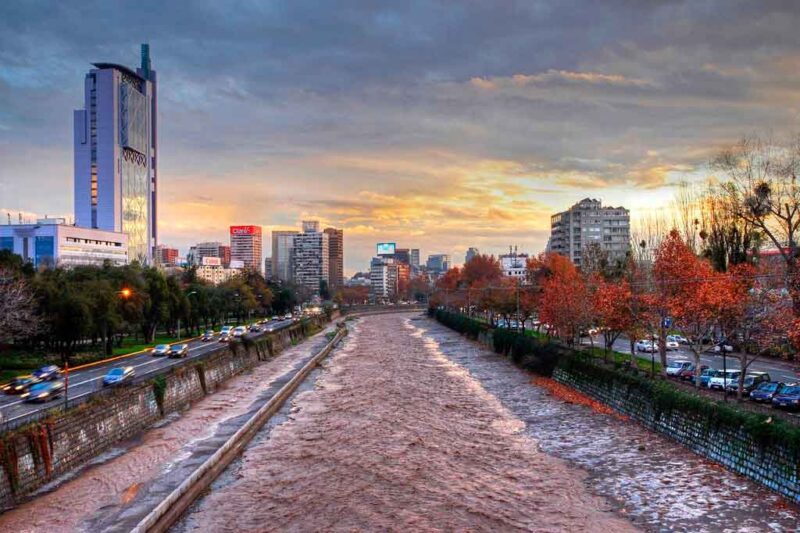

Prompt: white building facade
xmin=549 ymin=198 xmax=630 ymax=267
xmin=0 ymin=220 xmax=128 ymax=268
xmin=292 ymin=229 xmax=329 ymax=294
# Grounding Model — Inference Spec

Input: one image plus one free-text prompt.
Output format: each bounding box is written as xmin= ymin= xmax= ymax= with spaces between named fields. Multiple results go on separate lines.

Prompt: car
xmin=33 ymin=365 xmax=63 ymax=381
xmin=284 ymin=313 xmax=293 ymax=320
xmin=271 ymin=315 xmax=281 ymax=322
xmin=772 ymin=384 xmax=800 ymax=410
xmin=709 ymin=369 xmax=741 ymax=391
xmin=679 ymin=363 xmax=708 ymax=381
xmin=218 ymin=334 xmax=230 ymax=343
xmin=103 ymin=366 xmax=135 ymax=386
xmin=249 ymin=324 xmax=261 ymax=333
xmin=667 ymin=334 xmax=689 ymax=345
xmin=168 ymin=344 xmax=189 ymax=358
xmin=2 ymin=375 xmax=41 ymax=395
xmin=201 ymin=330 xmax=216 ymax=342
xmin=750 ymin=381 xmax=787 ymax=403
xmin=232 ymin=326 xmax=247 ymax=337
xmin=665 ymin=360 xmax=692 ymax=377
xmin=692 ymin=367 xmax=716 ymax=387
xmin=709 ymin=342 xmax=734 ymax=353
xmin=726 ymin=372 xmax=770 ymax=394
xmin=22 ymin=380 xmax=64 ymax=403
xmin=152 ymin=344 xmax=170 ymax=356
xmin=665 ymin=340 xmax=680 ymax=351
xmin=635 ymin=340 xmax=658 ymax=353
xmin=220 ymin=326 xmax=233 ymax=336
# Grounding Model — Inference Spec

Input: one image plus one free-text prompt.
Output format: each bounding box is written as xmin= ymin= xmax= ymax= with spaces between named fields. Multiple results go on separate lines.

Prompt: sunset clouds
xmin=2 ymin=1 xmax=800 ymax=272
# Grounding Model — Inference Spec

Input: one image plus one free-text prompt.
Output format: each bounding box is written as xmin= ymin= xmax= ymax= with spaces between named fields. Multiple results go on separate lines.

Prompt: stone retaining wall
xmin=553 ymin=367 xmax=800 ymax=504
xmin=0 ymin=318 xmax=325 ymax=511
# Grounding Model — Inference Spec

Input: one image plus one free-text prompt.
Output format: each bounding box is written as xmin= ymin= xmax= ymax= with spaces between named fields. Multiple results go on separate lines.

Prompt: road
xmin=0 ymin=318 xmax=299 ymax=428
xmin=590 ymin=335 xmax=800 ymax=383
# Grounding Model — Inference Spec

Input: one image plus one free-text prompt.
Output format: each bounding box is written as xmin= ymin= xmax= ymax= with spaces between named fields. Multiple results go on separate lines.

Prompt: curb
xmin=130 ymin=325 xmax=348 ymax=533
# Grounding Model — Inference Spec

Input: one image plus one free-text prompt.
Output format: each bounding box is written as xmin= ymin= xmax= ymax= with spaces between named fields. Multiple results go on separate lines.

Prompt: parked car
xmin=667 ymin=334 xmax=689 ymax=345
xmin=284 ymin=313 xmax=293 ymax=320
xmin=201 ymin=330 xmax=216 ymax=342
xmin=22 ymin=380 xmax=64 ymax=403
xmin=103 ymin=366 xmax=135 ymax=386
xmin=665 ymin=360 xmax=693 ymax=377
xmin=726 ymin=372 xmax=770 ymax=394
xmin=665 ymin=340 xmax=680 ymax=351
xmin=680 ymin=363 xmax=708 ymax=381
xmin=2 ymin=375 xmax=41 ymax=395
xmin=33 ymin=365 xmax=62 ymax=381
xmin=635 ymin=340 xmax=658 ymax=353
xmin=695 ymin=368 xmax=717 ymax=387
xmin=249 ymin=324 xmax=261 ymax=333
xmin=749 ymin=381 xmax=786 ymax=403
xmin=232 ymin=326 xmax=247 ymax=337
xmin=220 ymin=326 xmax=233 ymax=337
xmin=151 ymin=344 xmax=170 ymax=356
xmin=271 ymin=315 xmax=281 ymax=322
xmin=168 ymin=344 xmax=189 ymax=358
xmin=772 ymin=385 xmax=800 ymax=410
xmin=709 ymin=369 xmax=741 ymax=391
xmin=218 ymin=334 xmax=230 ymax=343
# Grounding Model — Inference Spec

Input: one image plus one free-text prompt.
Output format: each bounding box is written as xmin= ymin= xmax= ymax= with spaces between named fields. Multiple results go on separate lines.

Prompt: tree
xmin=713 ymin=134 xmax=800 ymax=313
xmin=0 ymin=268 xmax=41 ymax=342
xmin=537 ymin=254 xmax=592 ymax=346
xmin=593 ymin=279 xmax=634 ymax=359
xmin=462 ymin=254 xmax=502 ymax=286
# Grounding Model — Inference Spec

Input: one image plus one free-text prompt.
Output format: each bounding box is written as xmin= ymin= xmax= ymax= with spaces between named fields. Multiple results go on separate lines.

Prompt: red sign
xmin=230 ymin=225 xmax=261 ymax=236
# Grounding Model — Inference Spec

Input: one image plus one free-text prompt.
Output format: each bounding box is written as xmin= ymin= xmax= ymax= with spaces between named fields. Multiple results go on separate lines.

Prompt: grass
xmin=582 ymin=345 xmax=664 ymax=374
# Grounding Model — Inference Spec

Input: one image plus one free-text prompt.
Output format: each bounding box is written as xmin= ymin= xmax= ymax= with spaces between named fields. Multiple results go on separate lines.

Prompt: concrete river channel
xmin=0 ymin=312 xmax=798 ymax=531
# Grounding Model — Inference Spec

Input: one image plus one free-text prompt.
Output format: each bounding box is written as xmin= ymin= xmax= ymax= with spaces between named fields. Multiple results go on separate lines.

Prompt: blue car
xmin=103 ymin=366 xmax=135 ymax=386
xmin=749 ymin=382 xmax=785 ymax=403
xmin=772 ymin=385 xmax=800 ymax=410
xmin=22 ymin=380 xmax=65 ymax=403
xmin=33 ymin=365 xmax=62 ymax=381
xmin=696 ymin=368 xmax=717 ymax=388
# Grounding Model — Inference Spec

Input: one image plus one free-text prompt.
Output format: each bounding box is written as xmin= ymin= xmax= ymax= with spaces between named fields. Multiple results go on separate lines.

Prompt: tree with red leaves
xmin=537 ymin=254 xmax=593 ymax=346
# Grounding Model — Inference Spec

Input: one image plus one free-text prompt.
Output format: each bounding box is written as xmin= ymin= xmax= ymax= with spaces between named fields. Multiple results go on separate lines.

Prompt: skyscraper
xmin=271 ymin=230 xmax=299 ymax=282
xmin=293 ymin=230 xmax=329 ymax=294
xmin=324 ymin=227 xmax=344 ymax=291
xmin=74 ymin=44 xmax=157 ymax=264
xmin=230 ymin=225 xmax=263 ymax=273
xmin=465 ymin=247 xmax=479 ymax=264
xmin=196 ymin=241 xmax=230 ymax=267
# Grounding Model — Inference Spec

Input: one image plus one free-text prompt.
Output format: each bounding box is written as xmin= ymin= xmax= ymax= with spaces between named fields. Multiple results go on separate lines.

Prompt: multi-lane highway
xmin=0 ymin=317 xmax=300 ymax=429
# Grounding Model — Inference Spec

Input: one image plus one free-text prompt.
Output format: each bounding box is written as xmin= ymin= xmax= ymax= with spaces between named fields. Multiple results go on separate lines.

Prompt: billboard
xmin=230 ymin=225 xmax=261 ymax=236
xmin=377 ymin=242 xmax=396 ymax=256
xmin=202 ymin=256 xmax=222 ymax=267
xmin=229 ymin=260 xmax=245 ymax=269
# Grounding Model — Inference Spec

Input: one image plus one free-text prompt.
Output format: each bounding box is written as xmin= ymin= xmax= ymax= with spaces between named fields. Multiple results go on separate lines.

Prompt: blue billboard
xmin=377 ymin=242 xmax=396 ymax=256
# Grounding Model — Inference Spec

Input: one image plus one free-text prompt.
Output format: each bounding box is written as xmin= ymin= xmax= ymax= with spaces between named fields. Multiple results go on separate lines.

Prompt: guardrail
xmin=0 ymin=319 xmax=309 ymax=434
xmin=130 ymin=324 xmax=348 ymax=533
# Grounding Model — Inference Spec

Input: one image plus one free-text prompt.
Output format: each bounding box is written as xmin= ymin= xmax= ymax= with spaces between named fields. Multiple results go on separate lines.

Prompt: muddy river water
xmin=1 ymin=312 xmax=799 ymax=531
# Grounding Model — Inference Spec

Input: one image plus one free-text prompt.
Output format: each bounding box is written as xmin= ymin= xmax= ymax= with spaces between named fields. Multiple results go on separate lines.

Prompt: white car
xmin=709 ymin=369 xmax=741 ymax=390
xmin=232 ymin=326 xmax=247 ymax=337
xmin=220 ymin=326 xmax=233 ymax=336
xmin=635 ymin=340 xmax=659 ymax=353
xmin=667 ymin=334 xmax=689 ymax=345
xmin=665 ymin=340 xmax=680 ymax=351
xmin=665 ymin=360 xmax=692 ymax=376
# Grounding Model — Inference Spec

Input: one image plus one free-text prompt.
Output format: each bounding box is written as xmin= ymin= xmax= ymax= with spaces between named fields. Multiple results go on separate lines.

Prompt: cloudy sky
xmin=2 ymin=1 xmax=800 ymax=274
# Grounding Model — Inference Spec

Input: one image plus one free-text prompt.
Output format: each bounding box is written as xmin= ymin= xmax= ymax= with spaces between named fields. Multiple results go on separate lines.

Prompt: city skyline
xmin=3 ymin=2 xmax=800 ymax=273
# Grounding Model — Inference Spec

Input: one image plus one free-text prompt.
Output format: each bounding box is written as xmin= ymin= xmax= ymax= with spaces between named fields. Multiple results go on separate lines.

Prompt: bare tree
xmin=712 ymin=134 xmax=800 ymax=312
xmin=0 ymin=269 xmax=41 ymax=343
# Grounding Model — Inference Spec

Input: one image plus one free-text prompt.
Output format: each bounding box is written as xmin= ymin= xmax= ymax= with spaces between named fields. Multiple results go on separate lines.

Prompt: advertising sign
xmin=230 ymin=225 xmax=261 ymax=236
xmin=202 ymin=256 xmax=222 ymax=267
xmin=377 ymin=242 xmax=396 ymax=256
xmin=229 ymin=260 xmax=245 ymax=269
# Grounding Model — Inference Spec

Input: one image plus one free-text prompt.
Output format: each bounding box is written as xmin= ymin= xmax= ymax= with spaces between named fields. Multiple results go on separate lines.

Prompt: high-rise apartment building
xmin=548 ymin=198 xmax=630 ymax=267
xmin=293 ymin=227 xmax=329 ymax=294
xmin=155 ymin=244 xmax=179 ymax=266
xmin=264 ymin=257 xmax=273 ymax=280
xmin=324 ymin=227 xmax=344 ymax=291
xmin=465 ymin=247 xmax=479 ymax=264
xmin=410 ymin=249 xmax=420 ymax=268
xmin=370 ymin=256 xmax=399 ymax=302
xmin=74 ymin=44 xmax=157 ymax=264
xmin=195 ymin=241 xmax=230 ymax=267
xmin=271 ymin=230 xmax=299 ymax=282
xmin=426 ymin=254 xmax=450 ymax=274
xmin=229 ymin=225 xmax=263 ymax=273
